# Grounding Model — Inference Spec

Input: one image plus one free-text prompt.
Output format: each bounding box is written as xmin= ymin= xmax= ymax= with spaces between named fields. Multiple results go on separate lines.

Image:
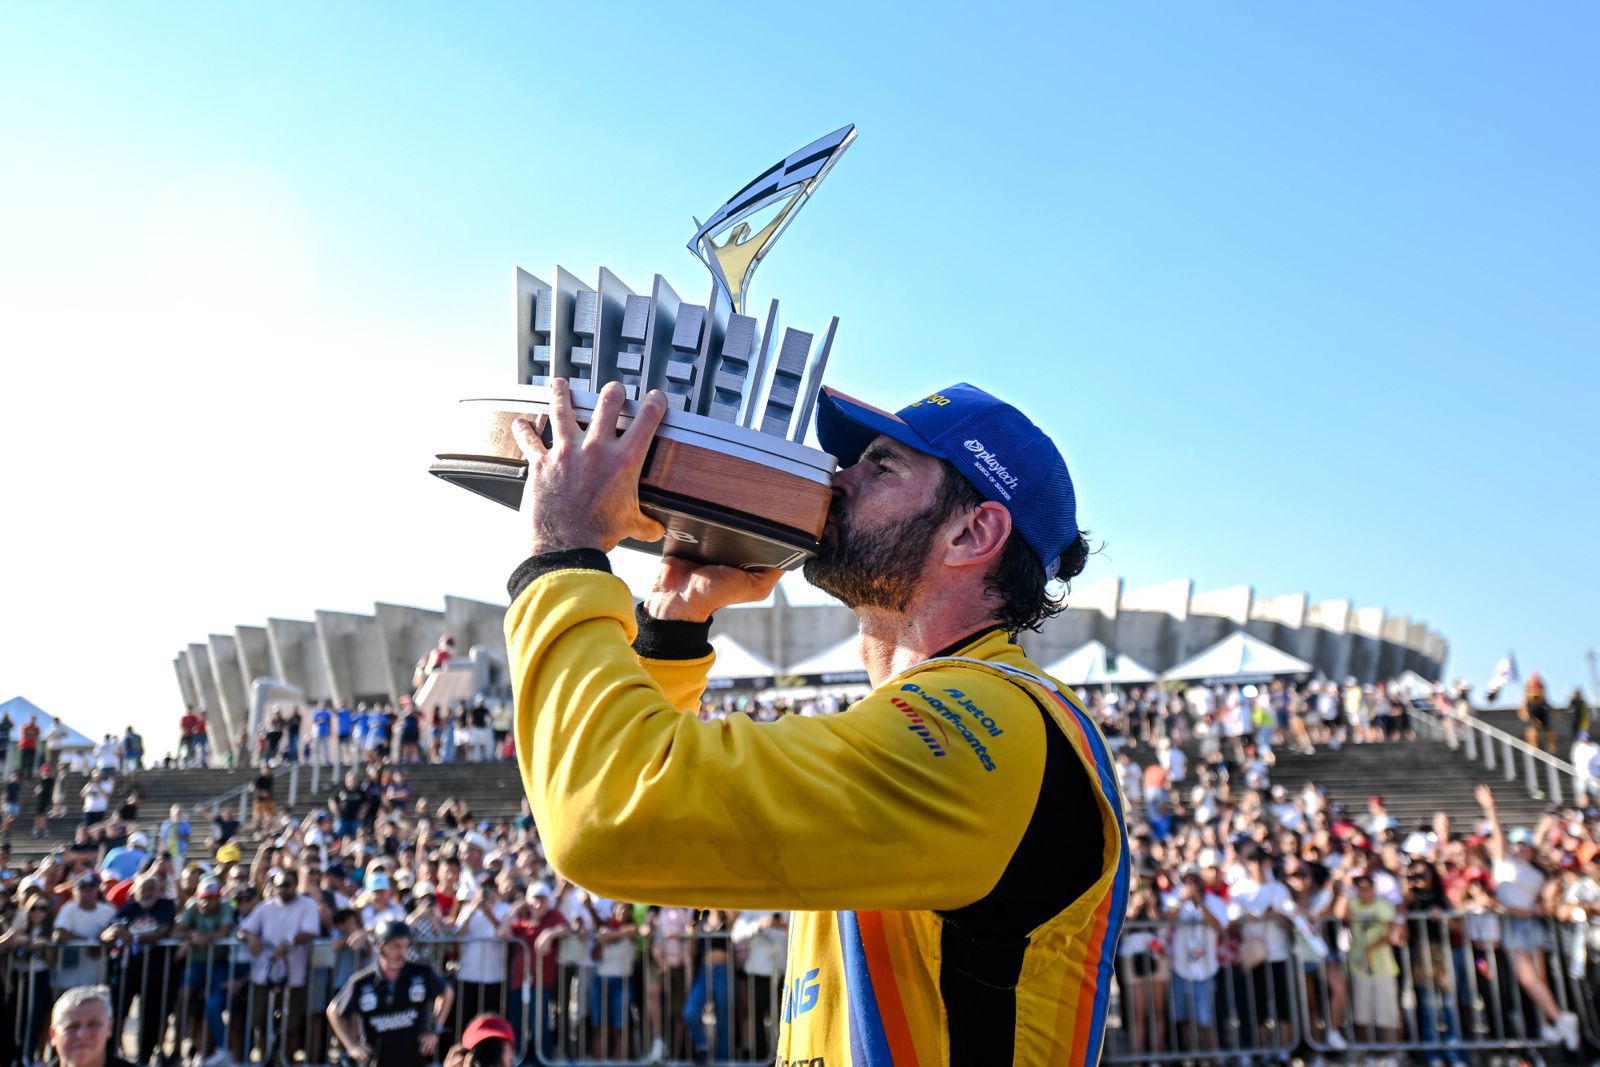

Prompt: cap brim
xmin=816 ymin=387 xmax=933 ymax=468
xmin=463 ymin=1018 xmax=516 ymax=1048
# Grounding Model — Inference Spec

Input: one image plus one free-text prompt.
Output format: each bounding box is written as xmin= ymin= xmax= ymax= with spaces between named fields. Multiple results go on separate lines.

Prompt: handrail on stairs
xmin=192 ymin=752 xmax=339 ymax=818
xmin=1412 ymin=702 xmax=1583 ymax=805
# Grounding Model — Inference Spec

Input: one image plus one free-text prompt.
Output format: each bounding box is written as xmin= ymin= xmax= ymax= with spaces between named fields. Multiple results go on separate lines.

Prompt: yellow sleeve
xmin=636 ymin=652 xmax=712 ymax=714
xmin=506 ymin=568 xmax=1047 ymax=911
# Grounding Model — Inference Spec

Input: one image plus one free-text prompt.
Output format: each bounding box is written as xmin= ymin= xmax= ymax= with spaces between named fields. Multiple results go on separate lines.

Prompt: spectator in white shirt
xmin=51 ymin=873 xmax=118 ymax=988
xmin=1268 ymin=785 xmax=1303 ymax=830
xmin=455 ymin=833 xmax=494 ymax=902
xmin=1573 ymin=733 xmax=1600 ymax=806
xmin=1165 ymin=865 xmax=1229 ymax=1050
xmin=733 ymin=910 xmax=788 ymax=1061
xmin=92 ymin=735 xmax=119 ymax=775
xmin=455 ymin=874 xmax=512 ymax=1030
xmin=1298 ymin=782 xmax=1324 ymax=818
xmin=553 ymin=882 xmax=599 ymax=1039
xmin=1228 ymin=848 xmax=1295 ymax=1052
xmin=589 ymin=899 xmax=643 ymax=1059
xmin=302 ymin=812 xmax=335 ymax=867
xmin=1364 ymin=795 xmax=1397 ymax=835
xmin=1475 ymin=784 xmax=1579 ymax=1050
xmin=44 ymin=720 xmax=70 ymax=765
xmin=79 ymin=771 xmax=111 ymax=826
xmin=236 ymin=870 xmax=322 ymax=1062
xmin=356 ymin=873 xmax=407 ymax=931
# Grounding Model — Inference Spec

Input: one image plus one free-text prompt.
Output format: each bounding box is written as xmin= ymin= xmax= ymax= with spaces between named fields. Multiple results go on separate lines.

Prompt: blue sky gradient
xmin=2 ymin=3 xmax=1596 ymax=745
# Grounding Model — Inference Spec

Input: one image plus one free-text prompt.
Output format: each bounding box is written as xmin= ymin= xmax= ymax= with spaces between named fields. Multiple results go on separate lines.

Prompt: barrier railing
xmin=14 ymin=912 xmax=1600 ymax=1066
xmin=2 ymin=926 xmax=785 ymax=1067
xmin=1104 ymin=911 xmax=1591 ymax=1065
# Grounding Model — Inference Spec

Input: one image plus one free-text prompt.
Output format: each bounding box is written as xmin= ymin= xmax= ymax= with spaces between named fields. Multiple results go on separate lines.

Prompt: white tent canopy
xmin=1160 ymin=632 xmax=1313 ymax=685
xmin=706 ymin=634 xmax=777 ymax=687
xmin=782 ymin=636 xmax=869 ymax=685
xmin=1042 ymin=641 xmax=1158 ymax=687
xmin=1392 ymin=670 xmax=1438 ymax=701
xmin=0 ymin=696 xmax=96 ymax=750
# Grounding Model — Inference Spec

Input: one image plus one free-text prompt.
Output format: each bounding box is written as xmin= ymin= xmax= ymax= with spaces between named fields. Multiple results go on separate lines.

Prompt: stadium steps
xmin=1472 ymin=706 xmax=1584 ymax=750
xmin=1136 ymin=735 xmax=1553 ymax=835
xmin=11 ymin=759 xmax=529 ymax=865
xmin=10 ymin=733 xmax=1558 ymax=866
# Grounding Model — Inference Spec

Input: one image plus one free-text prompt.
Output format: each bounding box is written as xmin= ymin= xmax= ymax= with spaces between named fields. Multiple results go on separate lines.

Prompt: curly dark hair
xmin=930 ymin=462 xmax=1091 ymax=635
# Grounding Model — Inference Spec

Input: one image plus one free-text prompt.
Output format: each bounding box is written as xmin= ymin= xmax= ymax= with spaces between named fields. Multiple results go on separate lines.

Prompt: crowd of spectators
xmin=1100 ymin=676 xmax=1600 ymax=1067
xmin=0 ymin=756 xmax=787 ymax=1066
xmin=0 ymin=715 xmax=148 ymax=782
xmin=225 ymin=700 xmax=517 ymax=771
xmin=2 ymin=669 xmax=1597 ymax=1067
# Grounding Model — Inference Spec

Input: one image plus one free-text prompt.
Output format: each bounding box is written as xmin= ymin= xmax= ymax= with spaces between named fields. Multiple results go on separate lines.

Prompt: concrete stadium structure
xmin=174 ymin=577 xmax=1446 ymax=759
xmin=173 ymin=596 xmax=507 ymax=760
xmin=709 ymin=577 xmax=1447 ymax=688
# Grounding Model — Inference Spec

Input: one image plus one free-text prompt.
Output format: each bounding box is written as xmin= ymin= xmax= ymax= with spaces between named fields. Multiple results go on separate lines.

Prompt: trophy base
xmin=430 ymin=389 xmax=837 ymax=572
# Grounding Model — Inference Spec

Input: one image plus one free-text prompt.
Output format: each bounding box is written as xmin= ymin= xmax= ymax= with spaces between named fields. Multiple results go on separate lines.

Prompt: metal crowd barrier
xmin=18 ymin=913 xmax=1600 ymax=1066
xmin=1 ymin=928 xmax=784 ymax=1067
xmin=516 ymin=928 xmax=782 ymax=1067
xmin=1104 ymin=911 xmax=1600 ymax=1065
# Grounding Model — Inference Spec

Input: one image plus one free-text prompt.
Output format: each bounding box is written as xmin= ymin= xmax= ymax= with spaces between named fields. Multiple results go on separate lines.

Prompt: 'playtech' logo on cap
xmin=964 ymin=438 xmax=1021 ymax=497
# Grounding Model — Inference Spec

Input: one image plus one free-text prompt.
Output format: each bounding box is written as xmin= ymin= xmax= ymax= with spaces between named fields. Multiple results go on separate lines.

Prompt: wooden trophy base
xmin=430 ymin=388 xmax=837 ymax=571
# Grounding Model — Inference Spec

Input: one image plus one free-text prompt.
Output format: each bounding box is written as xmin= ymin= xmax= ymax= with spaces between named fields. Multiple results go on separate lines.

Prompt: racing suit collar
xmin=929 ymin=625 xmax=1007 ymax=661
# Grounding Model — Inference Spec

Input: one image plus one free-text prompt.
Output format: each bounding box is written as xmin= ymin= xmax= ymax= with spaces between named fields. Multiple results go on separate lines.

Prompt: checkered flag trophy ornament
xmin=430 ymin=126 xmax=858 ymax=570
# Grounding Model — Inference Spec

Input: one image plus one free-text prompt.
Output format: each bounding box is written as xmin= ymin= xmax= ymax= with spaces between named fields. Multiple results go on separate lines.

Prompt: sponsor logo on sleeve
xmin=890 ymin=697 xmax=949 ymax=758
xmin=899 ymin=683 xmax=1000 ymax=771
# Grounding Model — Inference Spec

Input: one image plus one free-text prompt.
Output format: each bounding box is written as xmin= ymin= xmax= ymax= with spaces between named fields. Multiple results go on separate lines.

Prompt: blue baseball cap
xmin=816 ymin=383 xmax=1078 ymax=578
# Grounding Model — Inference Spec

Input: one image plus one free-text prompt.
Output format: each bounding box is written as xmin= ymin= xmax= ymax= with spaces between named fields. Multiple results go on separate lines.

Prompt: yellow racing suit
xmin=505 ymin=553 xmax=1128 ymax=1066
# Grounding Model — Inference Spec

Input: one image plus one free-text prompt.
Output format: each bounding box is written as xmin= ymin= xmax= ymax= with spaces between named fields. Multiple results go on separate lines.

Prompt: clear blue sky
xmin=2 ymin=3 xmax=1596 ymax=750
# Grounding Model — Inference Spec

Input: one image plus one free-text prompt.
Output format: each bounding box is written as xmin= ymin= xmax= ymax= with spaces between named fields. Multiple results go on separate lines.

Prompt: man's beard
xmin=802 ymin=498 xmax=946 ymax=612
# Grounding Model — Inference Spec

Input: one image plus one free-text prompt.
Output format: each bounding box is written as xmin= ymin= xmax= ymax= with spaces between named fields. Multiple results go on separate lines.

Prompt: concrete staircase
xmin=6 ymin=732 xmax=1558 ymax=866
xmin=1474 ymin=705 xmax=1585 ymax=749
xmin=1131 ymin=731 xmax=1553 ymax=832
xmin=9 ymin=759 xmax=528 ymax=864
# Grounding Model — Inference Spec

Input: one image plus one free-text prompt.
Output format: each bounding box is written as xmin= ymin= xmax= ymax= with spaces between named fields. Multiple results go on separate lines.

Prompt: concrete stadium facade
xmin=173 ymin=577 xmax=1445 ymax=759
xmin=711 ymin=578 xmax=1447 ymax=688
xmin=173 ymin=596 xmax=506 ymax=760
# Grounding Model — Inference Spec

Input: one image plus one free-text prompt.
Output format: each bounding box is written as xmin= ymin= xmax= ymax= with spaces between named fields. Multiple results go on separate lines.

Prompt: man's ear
xmin=944 ymin=500 xmax=1011 ymax=570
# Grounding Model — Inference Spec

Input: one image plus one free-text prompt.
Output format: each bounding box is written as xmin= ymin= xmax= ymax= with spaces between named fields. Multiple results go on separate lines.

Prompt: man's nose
xmin=831 ymin=460 xmax=867 ymax=498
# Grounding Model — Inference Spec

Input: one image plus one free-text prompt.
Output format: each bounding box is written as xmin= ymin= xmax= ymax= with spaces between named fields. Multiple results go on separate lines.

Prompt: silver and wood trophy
xmin=431 ymin=126 xmax=857 ymax=571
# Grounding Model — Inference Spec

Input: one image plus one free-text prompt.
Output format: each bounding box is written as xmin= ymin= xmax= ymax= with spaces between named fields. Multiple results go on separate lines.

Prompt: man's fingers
xmin=510 ymin=417 xmax=546 ymax=461
xmin=743 ymin=567 xmax=785 ymax=599
xmin=588 ymin=381 xmax=628 ymax=446
xmin=630 ymin=514 xmax=666 ymax=543
xmin=548 ymin=377 xmax=580 ymax=444
xmin=620 ymin=389 xmax=669 ymax=467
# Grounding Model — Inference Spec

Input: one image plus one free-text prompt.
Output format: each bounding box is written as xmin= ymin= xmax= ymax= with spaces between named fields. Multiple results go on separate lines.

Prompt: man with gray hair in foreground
xmin=48 ymin=986 xmax=137 ymax=1067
